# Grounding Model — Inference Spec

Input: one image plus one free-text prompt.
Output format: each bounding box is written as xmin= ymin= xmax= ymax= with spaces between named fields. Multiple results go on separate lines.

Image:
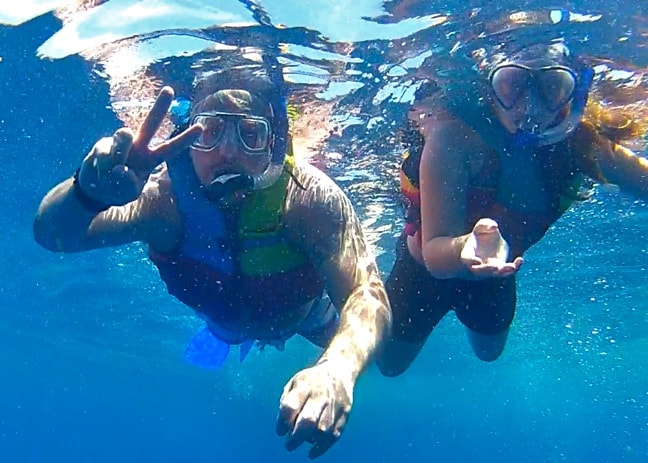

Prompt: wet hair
xmin=477 ymin=41 xmax=575 ymax=76
xmin=509 ymin=42 xmax=571 ymax=66
xmin=192 ymin=89 xmax=274 ymax=119
xmin=191 ymin=65 xmax=283 ymax=123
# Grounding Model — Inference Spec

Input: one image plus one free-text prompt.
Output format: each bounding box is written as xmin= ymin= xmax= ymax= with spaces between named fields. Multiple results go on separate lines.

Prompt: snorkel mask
xmin=169 ymin=75 xmax=289 ymax=202
xmin=486 ymin=42 xmax=593 ymax=148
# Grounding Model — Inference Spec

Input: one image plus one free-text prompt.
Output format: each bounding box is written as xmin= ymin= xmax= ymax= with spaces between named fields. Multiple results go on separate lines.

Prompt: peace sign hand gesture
xmin=76 ymin=86 xmax=202 ymax=207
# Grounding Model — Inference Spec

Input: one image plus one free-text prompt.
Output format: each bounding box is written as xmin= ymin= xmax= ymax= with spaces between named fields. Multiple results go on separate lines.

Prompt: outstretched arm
xmin=314 ymin=198 xmax=391 ymax=381
xmin=418 ymin=117 xmax=522 ymax=279
xmin=276 ymin=164 xmax=391 ymax=459
xmin=597 ymin=141 xmax=648 ymax=200
xmin=33 ymin=175 xmax=148 ymax=252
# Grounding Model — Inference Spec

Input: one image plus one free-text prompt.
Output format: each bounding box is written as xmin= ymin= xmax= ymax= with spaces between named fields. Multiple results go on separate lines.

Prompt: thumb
xmin=151 ymin=123 xmax=204 ymax=164
xmin=91 ymin=129 xmax=134 ymax=177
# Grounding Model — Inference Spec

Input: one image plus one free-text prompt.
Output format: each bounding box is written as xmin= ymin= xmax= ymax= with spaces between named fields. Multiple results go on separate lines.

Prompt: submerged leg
xmin=466 ymin=328 xmax=509 ymax=362
xmin=376 ymin=337 xmax=428 ymax=377
xmin=377 ymin=234 xmax=450 ymax=377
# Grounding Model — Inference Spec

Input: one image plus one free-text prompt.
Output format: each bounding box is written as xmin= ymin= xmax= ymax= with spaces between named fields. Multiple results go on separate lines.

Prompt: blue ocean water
xmin=1 ymin=2 xmax=647 ymax=462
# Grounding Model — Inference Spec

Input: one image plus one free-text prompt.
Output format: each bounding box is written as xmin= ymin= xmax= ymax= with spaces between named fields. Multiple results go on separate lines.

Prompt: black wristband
xmin=72 ymin=168 xmax=111 ymax=213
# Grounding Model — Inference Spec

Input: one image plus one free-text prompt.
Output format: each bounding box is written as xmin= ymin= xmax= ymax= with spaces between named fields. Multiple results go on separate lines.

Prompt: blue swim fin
xmin=239 ymin=340 xmax=254 ymax=363
xmin=184 ymin=326 xmax=230 ymax=369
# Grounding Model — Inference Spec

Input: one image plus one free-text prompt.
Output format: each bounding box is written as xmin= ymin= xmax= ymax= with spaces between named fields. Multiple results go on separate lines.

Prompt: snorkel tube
xmin=251 ymin=56 xmax=288 ymax=190
xmin=236 ymin=0 xmax=288 ymax=192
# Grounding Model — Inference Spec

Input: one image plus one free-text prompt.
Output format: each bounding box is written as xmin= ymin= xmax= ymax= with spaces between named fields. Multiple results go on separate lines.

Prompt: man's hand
xmin=460 ymin=218 xmax=523 ymax=278
xmin=276 ymin=361 xmax=354 ymax=459
xmin=77 ymin=86 xmax=202 ymax=207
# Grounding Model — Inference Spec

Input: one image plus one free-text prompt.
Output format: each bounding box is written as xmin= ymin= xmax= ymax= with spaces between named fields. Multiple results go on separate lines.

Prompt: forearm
xmin=598 ymin=143 xmax=648 ymax=200
xmin=33 ymin=177 xmax=107 ymax=252
xmin=422 ymin=234 xmax=471 ymax=279
xmin=318 ymin=279 xmax=391 ymax=383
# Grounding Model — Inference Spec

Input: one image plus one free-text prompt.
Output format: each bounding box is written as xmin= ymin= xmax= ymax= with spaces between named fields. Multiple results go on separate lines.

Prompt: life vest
xmin=400 ymin=94 xmax=589 ymax=257
xmin=149 ymin=140 xmax=325 ymax=333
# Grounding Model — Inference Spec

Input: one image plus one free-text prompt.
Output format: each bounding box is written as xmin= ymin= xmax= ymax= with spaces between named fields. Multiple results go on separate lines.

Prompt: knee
xmin=467 ymin=328 xmax=509 ymax=362
xmin=376 ymin=358 xmax=408 ymax=377
xmin=375 ymin=337 xmax=425 ymax=377
xmin=473 ymin=347 xmax=504 ymax=362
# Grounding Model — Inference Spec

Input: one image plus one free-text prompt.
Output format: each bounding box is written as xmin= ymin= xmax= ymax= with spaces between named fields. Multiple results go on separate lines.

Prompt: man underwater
xmin=34 ymin=67 xmax=391 ymax=459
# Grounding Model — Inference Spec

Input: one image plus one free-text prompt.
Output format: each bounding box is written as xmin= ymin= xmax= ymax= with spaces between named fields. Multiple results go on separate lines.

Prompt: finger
xmin=276 ymin=382 xmax=305 ymax=437
xmin=308 ymin=406 xmax=343 ymax=460
xmin=316 ymin=401 xmax=335 ymax=433
xmin=285 ymin=427 xmax=309 ymax=452
xmin=470 ymin=264 xmax=500 ymax=278
xmin=106 ymin=164 xmax=142 ymax=204
xmin=110 ymin=128 xmax=134 ymax=166
xmin=89 ymin=137 xmax=115 ymax=172
xmin=135 ymin=86 xmax=175 ymax=148
xmin=495 ymin=260 xmax=523 ymax=277
xmin=333 ymin=412 xmax=348 ymax=439
xmin=513 ymin=257 xmax=524 ymax=269
xmin=308 ymin=437 xmax=335 ymax=460
xmin=151 ymin=123 xmax=203 ymax=163
xmin=496 ymin=267 xmax=516 ymax=278
xmin=461 ymin=256 xmax=482 ymax=267
xmin=285 ymin=401 xmax=325 ymax=452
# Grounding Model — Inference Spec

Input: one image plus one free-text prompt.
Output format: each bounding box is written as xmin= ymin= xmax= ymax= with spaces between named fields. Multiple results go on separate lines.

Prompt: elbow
xmin=421 ymin=237 xmax=466 ymax=279
xmin=422 ymin=252 xmax=459 ymax=279
xmin=33 ymin=214 xmax=58 ymax=252
xmin=33 ymin=209 xmax=74 ymax=252
xmin=425 ymin=264 xmax=456 ymax=280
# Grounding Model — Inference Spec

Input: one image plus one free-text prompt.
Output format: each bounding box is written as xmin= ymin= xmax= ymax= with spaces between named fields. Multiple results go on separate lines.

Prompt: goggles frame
xmin=489 ymin=63 xmax=578 ymax=112
xmin=190 ymin=111 xmax=273 ymax=155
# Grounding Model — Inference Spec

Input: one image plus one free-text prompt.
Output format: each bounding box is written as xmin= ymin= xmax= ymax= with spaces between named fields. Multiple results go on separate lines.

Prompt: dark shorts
xmin=386 ymin=234 xmax=516 ymax=343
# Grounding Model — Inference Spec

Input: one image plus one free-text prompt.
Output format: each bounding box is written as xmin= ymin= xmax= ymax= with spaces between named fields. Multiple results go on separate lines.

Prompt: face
xmin=491 ymin=90 xmax=568 ymax=135
xmin=189 ymin=93 xmax=273 ymax=187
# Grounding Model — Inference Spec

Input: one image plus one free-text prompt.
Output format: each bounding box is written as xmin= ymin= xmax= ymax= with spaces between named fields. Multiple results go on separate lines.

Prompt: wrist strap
xmin=72 ymin=168 xmax=111 ymax=213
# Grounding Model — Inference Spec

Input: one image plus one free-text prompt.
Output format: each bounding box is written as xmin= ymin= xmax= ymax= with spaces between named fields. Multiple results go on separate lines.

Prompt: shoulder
xmin=410 ymin=101 xmax=482 ymax=156
xmin=283 ymin=160 xmax=359 ymax=255
xmin=290 ymin=159 xmax=345 ymax=195
xmin=286 ymin=161 xmax=352 ymax=220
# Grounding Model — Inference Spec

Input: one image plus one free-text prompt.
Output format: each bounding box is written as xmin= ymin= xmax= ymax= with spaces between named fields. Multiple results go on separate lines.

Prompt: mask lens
xmin=536 ymin=68 xmax=576 ymax=111
xmin=490 ymin=65 xmax=529 ymax=110
xmin=237 ymin=117 xmax=270 ymax=153
xmin=190 ymin=113 xmax=271 ymax=154
xmin=191 ymin=114 xmax=227 ymax=150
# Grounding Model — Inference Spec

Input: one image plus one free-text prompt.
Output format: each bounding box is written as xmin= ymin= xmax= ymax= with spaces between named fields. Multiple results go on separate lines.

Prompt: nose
xmin=218 ymin=124 xmax=243 ymax=160
xmin=521 ymin=91 xmax=543 ymax=116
